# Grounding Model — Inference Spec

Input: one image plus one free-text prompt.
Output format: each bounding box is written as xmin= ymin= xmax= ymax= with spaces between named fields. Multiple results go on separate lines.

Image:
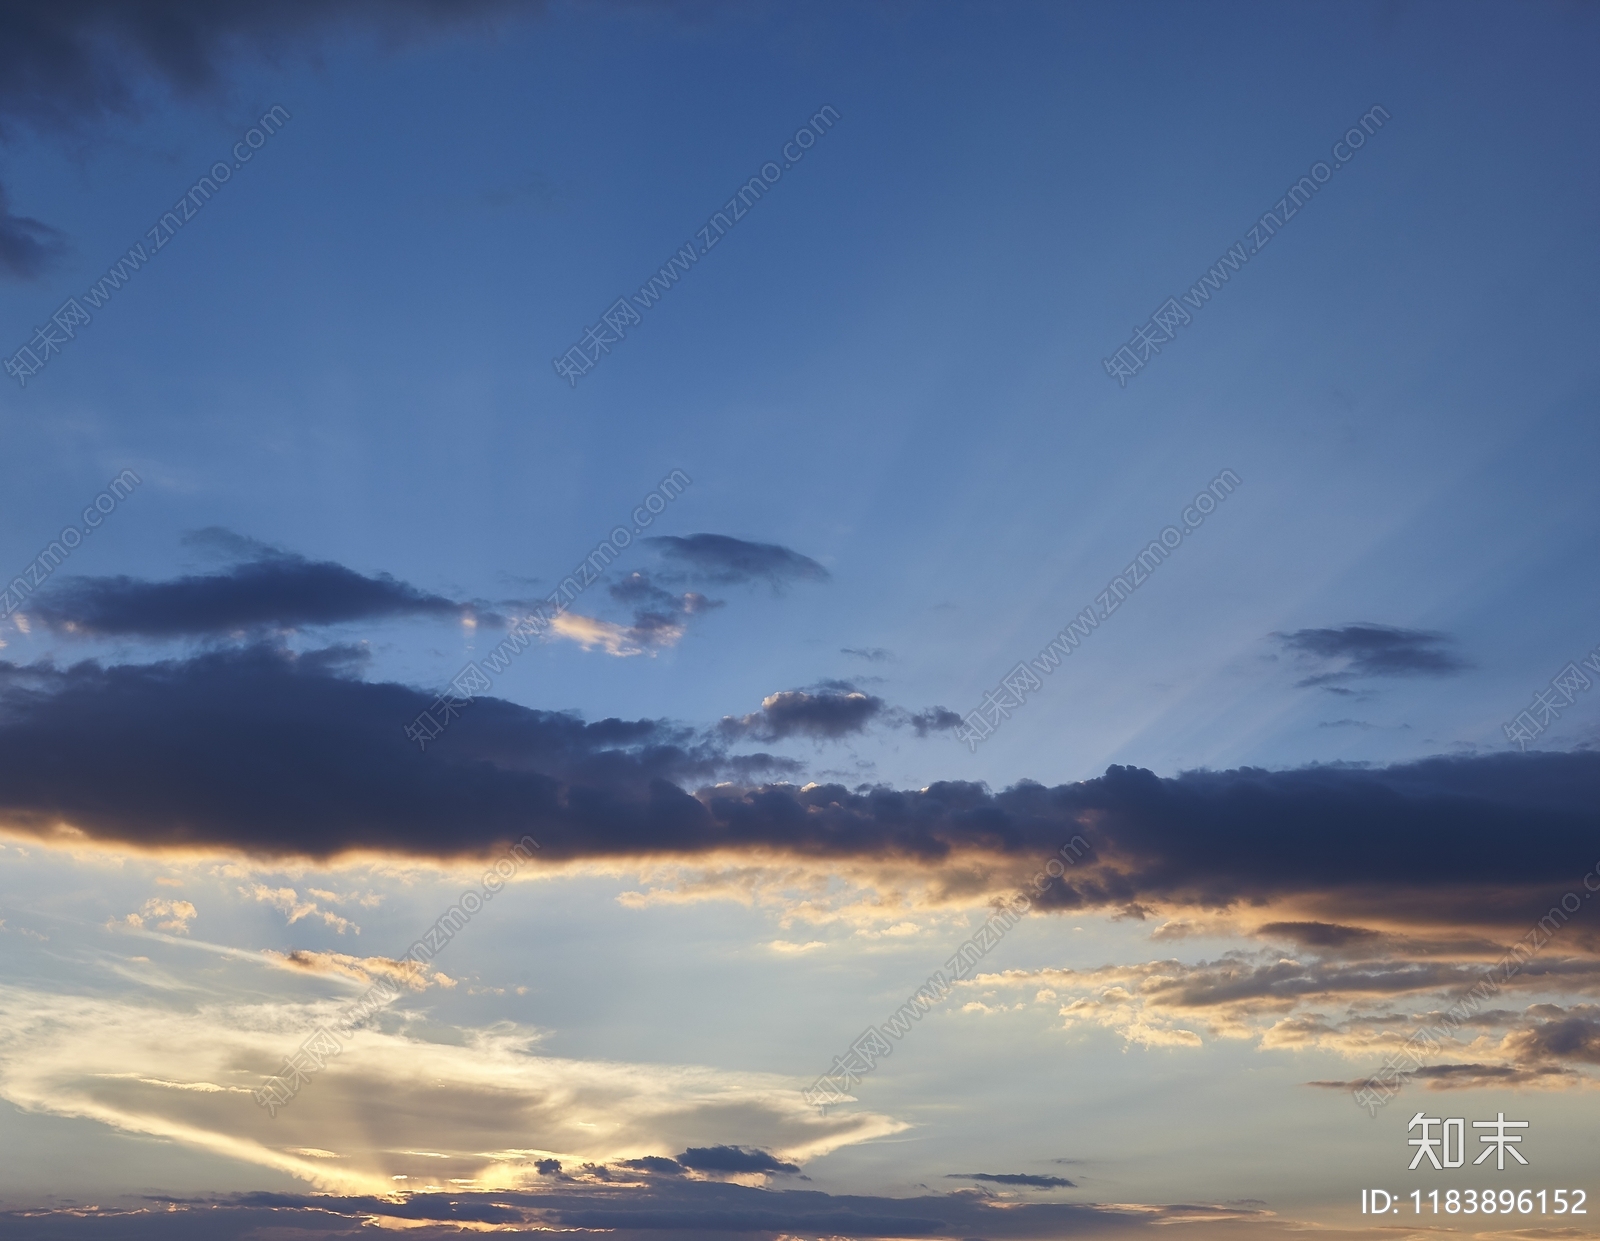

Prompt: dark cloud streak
xmin=1275 ymin=623 xmax=1469 ymax=687
xmin=0 ymin=183 xmax=68 ymax=279
xmin=27 ymin=547 xmax=481 ymax=636
xmin=0 ymin=0 xmax=539 ymax=281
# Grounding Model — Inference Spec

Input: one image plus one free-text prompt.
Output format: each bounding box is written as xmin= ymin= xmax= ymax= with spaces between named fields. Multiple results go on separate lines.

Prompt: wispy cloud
xmin=243 ymin=885 xmax=360 ymax=933
xmin=644 ymin=533 xmax=829 ymax=589
xmin=0 ymin=984 xmax=903 ymax=1197
xmin=26 ymin=532 xmax=484 ymax=638
xmin=1275 ymin=623 xmax=1470 ymax=687
xmin=113 ymin=897 xmax=198 ymax=935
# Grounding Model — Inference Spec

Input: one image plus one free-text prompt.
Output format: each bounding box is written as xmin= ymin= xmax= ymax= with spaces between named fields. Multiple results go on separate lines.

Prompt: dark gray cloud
xmin=908 ymin=706 xmax=962 ymax=737
xmin=717 ymin=684 xmax=959 ymax=745
xmin=0 ymin=0 xmax=538 ymax=280
xmin=719 ymin=685 xmax=886 ymax=742
xmin=842 ymin=646 xmax=892 ymax=662
xmin=0 ymin=1182 xmax=1271 ymax=1240
xmin=1505 ymin=1015 xmax=1600 ymax=1065
xmin=0 ymin=183 xmax=68 ymax=279
xmin=1308 ymin=1063 xmax=1579 ymax=1091
xmin=946 ymin=1172 xmax=1076 ymax=1188
xmin=1255 ymin=921 xmax=1387 ymax=950
xmin=1275 ymin=624 xmax=1470 ymax=687
xmin=677 ymin=1145 xmax=799 ymax=1175
xmin=617 ymin=1155 xmax=686 ymax=1176
xmin=25 ymin=540 xmax=482 ymax=637
xmin=0 ymin=643 xmax=798 ymax=858
xmin=644 ymin=533 xmax=829 ymax=589
xmin=1 ymin=642 xmax=1598 ymax=942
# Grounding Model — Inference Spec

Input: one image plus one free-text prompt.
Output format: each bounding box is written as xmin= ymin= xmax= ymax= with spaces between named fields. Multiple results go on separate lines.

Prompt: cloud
xmin=719 ymin=687 xmax=886 ymax=742
xmin=842 ymin=646 xmax=892 ymax=662
xmin=0 ymin=1 xmax=536 ymax=136
xmin=0 ymin=184 xmax=68 ymax=279
xmin=1307 ymin=1063 xmax=1580 ymax=1091
xmin=242 ymin=884 xmax=359 ymax=932
xmin=718 ymin=686 xmax=960 ymax=745
xmin=617 ymin=1155 xmax=686 ymax=1176
xmin=0 ymin=1 xmax=542 ymax=282
xmin=946 ymin=1172 xmax=1077 ymax=1188
xmin=676 ymin=1145 xmax=799 ymax=1175
xmin=548 ymin=611 xmax=672 ymax=657
xmin=1254 ymin=921 xmax=1387 ymax=950
xmin=1504 ymin=1015 xmax=1600 ymax=1065
xmin=543 ymin=571 xmax=724 ymax=657
xmin=114 ymin=897 xmax=198 ymax=934
xmin=964 ymin=940 xmax=1600 ymax=1085
xmin=0 ymin=983 xmax=901 ymax=1201
xmin=2 ymin=640 xmax=1600 ymax=952
xmin=907 ymin=706 xmax=962 ymax=737
xmin=262 ymin=949 xmax=447 ymax=991
xmin=0 ymin=1183 xmax=1287 ymax=1240
xmin=25 ymin=538 xmax=480 ymax=637
xmin=644 ymin=534 xmax=829 ymax=589
xmin=1274 ymin=624 xmax=1470 ymax=687
xmin=0 ymin=643 xmax=802 ymax=859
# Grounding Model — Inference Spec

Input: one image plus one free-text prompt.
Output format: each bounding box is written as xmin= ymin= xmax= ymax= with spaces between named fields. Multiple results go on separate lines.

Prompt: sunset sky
xmin=0 ymin=3 xmax=1598 ymax=1238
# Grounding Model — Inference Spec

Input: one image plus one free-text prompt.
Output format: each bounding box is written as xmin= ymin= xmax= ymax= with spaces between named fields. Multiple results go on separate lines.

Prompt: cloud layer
xmin=25 ymin=542 xmax=478 ymax=637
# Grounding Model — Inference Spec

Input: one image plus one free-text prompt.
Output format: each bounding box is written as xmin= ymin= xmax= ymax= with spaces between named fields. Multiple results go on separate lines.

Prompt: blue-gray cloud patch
xmin=1275 ymin=623 xmax=1469 ymax=687
xmin=644 ymin=533 xmax=829 ymax=589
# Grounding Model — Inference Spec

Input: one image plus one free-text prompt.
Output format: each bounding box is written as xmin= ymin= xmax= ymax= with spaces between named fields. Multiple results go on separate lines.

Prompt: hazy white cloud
xmin=548 ymin=611 xmax=683 ymax=656
xmin=0 ymin=984 xmax=906 ymax=1196
xmin=113 ymin=898 xmax=198 ymax=935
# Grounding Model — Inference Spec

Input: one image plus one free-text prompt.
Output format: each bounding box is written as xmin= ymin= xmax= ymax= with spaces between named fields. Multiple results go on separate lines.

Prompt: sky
xmin=0 ymin=1 xmax=1597 ymax=1238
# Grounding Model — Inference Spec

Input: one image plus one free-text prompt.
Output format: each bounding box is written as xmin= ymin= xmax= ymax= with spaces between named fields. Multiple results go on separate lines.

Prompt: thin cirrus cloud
xmin=23 ymin=534 xmax=484 ymax=637
xmin=1273 ymin=623 xmax=1470 ymax=688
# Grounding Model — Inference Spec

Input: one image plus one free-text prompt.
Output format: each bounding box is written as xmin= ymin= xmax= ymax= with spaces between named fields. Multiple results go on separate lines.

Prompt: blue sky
xmin=0 ymin=3 xmax=1597 ymax=1238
